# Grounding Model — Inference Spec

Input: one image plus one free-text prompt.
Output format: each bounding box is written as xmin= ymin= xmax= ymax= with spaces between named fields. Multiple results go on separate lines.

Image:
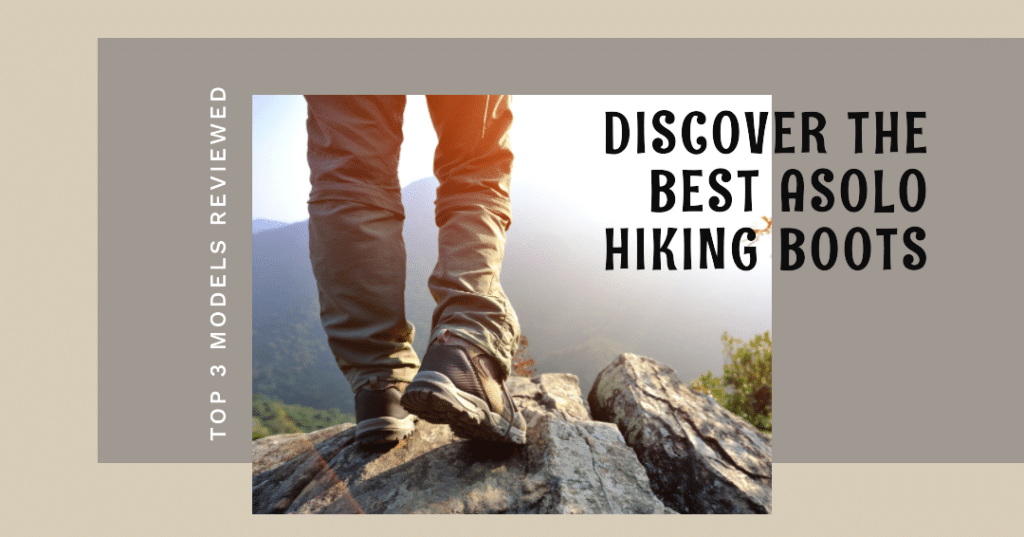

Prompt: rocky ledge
xmin=253 ymin=354 xmax=771 ymax=514
xmin=590 ymin=353 xmax=772 ymax=514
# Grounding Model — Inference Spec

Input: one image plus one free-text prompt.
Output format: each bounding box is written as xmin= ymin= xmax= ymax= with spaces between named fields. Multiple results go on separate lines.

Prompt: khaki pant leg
xmin=305 ymin=95 xmax=419 ymax=392
xmin=425 ymin=95 xmax=521 ymax=380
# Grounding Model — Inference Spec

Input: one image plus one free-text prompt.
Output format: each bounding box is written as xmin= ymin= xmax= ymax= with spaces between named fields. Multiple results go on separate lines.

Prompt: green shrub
xmin=251 ymin=394 xmax=354 ymax=440
xmin=691 ymin=331 xmax=772 ymax=434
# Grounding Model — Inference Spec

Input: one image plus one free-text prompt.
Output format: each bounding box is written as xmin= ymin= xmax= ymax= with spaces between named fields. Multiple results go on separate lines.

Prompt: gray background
xmin=99 ymin=39 xmax=1023 ymax=463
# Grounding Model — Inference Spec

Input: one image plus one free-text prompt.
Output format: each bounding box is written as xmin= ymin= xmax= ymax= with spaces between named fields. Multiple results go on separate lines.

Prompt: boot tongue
xmin=468 ymin=354 xmax=506 ymax=414
xmin=472 ymin=353 xmax=504 ymax=383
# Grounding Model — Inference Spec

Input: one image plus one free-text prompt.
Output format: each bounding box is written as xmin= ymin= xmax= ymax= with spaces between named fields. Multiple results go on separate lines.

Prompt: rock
xmin=588 ymin=353 xmax=772 ymax=514
xmin=251 ymin=423 xmax=361 ymax=513
xmin=252 ymin=373 xmax=671 ymax=514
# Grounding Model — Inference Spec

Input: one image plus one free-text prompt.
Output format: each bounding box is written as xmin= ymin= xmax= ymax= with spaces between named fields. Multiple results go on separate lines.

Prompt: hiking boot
xmin=400 ymin=337 xmax=527 ymax=444
xmin=354 ymin=380 xmax=416 ymax=446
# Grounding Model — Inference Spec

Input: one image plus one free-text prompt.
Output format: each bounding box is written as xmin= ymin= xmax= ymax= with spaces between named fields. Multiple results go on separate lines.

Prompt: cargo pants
xmin=305 ymin=95 xmax=520 ymax=393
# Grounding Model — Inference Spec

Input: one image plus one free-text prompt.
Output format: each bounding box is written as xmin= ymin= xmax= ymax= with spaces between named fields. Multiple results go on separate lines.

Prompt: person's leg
xmin=426 ymin=94 xmax=521 ymax=372
xmin=305 ymin=95 xmax=418 ymax=444
xmin=400 ymin=95 xmax=526 ymax=444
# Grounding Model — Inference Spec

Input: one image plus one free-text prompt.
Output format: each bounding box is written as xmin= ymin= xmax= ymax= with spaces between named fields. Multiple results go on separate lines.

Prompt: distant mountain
xmin=252 ymin=219 xmax=350 ymax=412
xmin=253 ymin=219 xmax=288 ymax=235
xmin=252 ymin=177 xmax=772 ymax=413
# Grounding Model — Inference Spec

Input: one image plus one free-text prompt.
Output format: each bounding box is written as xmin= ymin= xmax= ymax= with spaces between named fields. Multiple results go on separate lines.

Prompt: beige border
xmin=6 ymin=0 xmax=1023 ymax=534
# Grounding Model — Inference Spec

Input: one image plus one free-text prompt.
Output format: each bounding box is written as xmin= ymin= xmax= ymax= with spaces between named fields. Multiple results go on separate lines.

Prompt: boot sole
xmin=401 ymin=371 xmax=526 ymax=444
xmin=355 ymin=414 xmax=416 ymax=446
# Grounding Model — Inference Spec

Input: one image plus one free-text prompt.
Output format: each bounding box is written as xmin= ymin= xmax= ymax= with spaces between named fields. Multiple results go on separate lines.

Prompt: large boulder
xmin=588 ymin=353 xmax=772 ymax=514
xmin=252 ymin=373 xmax=671 ymax=514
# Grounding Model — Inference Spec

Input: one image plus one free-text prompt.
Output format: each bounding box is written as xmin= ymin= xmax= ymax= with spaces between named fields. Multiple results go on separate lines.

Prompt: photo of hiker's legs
xmin=306 ymin=94 xmax=525 ymax=446
xmin=306 ymin=95 xmax=418 ymax=446
xmin=400 ymin=95 xmax=526 ymax=444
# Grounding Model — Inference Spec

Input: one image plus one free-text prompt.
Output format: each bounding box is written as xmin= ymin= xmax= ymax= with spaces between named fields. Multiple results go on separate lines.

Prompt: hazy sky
xmin=253 ymin=95 xmax=439 ymax=223
xmin=252 ymin=95 xmax=773 ymax=251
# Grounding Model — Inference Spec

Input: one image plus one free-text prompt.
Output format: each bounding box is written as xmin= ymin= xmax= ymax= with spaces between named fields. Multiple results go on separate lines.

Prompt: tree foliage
xmin=691 ymin=330 xmax=772 ymax=434
xmin=252 ymin=393 xmax=354 ymax=440
xmin=511 ymin=335 xmax=536 ymax=377
xmin=252 ymin=304 xmax=356 ymax=414
xmin=753 ymin=216 xmax=772 ymax=242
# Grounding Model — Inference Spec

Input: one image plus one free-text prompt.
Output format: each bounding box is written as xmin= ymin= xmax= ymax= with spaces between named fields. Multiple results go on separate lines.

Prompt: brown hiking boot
xmin=400 ymin=336 xmax=527 ymax=444
xmin=354 ymin=380 xmax=416 ymax=446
